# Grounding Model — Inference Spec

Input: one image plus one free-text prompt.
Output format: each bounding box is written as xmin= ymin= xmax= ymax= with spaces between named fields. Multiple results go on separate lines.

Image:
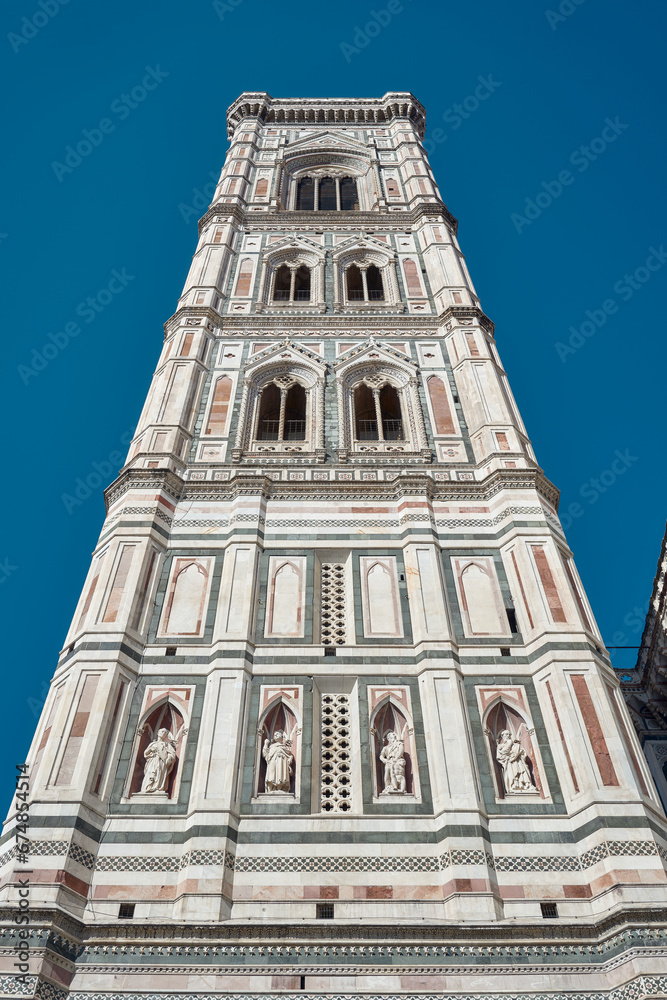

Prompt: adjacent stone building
xmin=622 ymin=522 xmax=667 ymax=811
xmin=2 ymin=92 xmax=667 ymax=1000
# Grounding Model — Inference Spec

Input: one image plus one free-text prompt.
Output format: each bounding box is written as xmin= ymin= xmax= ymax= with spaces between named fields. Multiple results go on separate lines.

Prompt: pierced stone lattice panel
xmin=320 ymin=563 xmax=346 ymax=645
xmin=321 ymin=694 xmax=352 ymax=812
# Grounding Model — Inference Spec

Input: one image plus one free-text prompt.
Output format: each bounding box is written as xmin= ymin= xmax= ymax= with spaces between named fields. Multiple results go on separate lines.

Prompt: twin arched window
xmin=296 ymin=176 xmax=358 ymax=211
xmin=346 ymin=263 xmax=384 ymax=301
xmin=273 ymin=263 xmax=311 ymax=302
xmin=353 ymin=382 xmax=403 ymax=441
xmin=256 ymin=379 xmax=307 ymax=441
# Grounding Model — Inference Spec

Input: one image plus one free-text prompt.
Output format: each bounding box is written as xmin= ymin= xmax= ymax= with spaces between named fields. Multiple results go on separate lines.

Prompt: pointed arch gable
xmin=265 ymin=556 xmax=306 ymax=638
xmin=452 ymin=556 xmax=509 ymax=637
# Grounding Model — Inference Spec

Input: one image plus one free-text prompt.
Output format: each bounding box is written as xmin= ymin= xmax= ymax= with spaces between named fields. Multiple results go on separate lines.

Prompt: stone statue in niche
xmin=141 ymin=728 xmax=177 ymax=793
xmin=380 ymin=729 xmax=407 ymax=794
xmin=496 ymin=729 xmax=537 ymax=794
xmin=262 ymin=729 xmax=295 ymax=792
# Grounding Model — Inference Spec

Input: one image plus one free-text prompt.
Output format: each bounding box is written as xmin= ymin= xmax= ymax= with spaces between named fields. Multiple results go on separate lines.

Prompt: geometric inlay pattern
xmin=2 ymin=839 xmax=662 ymax=876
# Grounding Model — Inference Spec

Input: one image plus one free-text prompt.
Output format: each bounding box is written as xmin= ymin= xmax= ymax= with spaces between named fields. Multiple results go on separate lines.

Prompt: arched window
xmin=345 ymin=263 xmax=384 ymax=302
xmin=366 ymin=264 xmax=384 ymax=300
xmin=347 ymin=265 xmax=364 ymax=301
xmin=295 ymin=175 xmax=359 ymax=211
xmin=257 ymin=379 xmax=306 ymax=441
xmin=257 ymin=383 xmax=281 ymax=439
xmin=296 ymin=177 xmax=314 ymax=210
xmin=379 ymin=385 xmax=402 ymax=439
xmin=255 ymin=178 xmax=268 ymax=197
xmin=235 ymin=258 xmax=253 ymax=296
xmin=319 ymin=177 xmax=337 ymax=210
xmin=284 ymin=383 xmax=306 ymax=439
xmin=386 ymin=177 xmax=400 ymax=197
xmin=340 ymin=176 xmax=358 ymax=210
xmin=353 ymin=382 xmax=403 ymax=441
xmin=205 ymin=375 xmax=232 ymax=436
xmin=293 ymin=265 xmax=310 ymax=301
xmin=273 ymin=264 xmax=291 ymax=301
xmin=272 ymin=263 xmax=311 ymax=303
xmin=354 ymin=384 xmax=377 ymax=440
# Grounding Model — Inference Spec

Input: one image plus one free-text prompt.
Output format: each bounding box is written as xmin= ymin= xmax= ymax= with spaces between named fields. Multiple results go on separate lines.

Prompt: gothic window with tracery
xmin=272 ymin=262 xmax=311 ymax=302
xmin=353 ymin=381 xmax=403 ymax=442
xmin=296 ymin=175 xmax=358 ymax=210
xmin=346 ymin=263 xmax=384 ymax=302
xmin=256 ymin=376 xmax=307 ymax=442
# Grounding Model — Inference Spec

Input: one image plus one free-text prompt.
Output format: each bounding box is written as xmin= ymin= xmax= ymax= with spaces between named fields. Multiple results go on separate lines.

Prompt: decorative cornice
xmin=197 ymin=202 xmax=458 ymax=237
xmin=1 ymin=906 xmax=667 ymax=949
xmin=225 ymin=92 xmax=427 ymax=139
xmin=162 ymin=304 xmax=494 ymax=339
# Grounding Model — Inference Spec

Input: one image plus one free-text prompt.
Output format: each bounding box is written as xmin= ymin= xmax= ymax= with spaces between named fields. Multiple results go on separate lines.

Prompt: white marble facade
xmin=1 ymin=92 xmax=666 ymax=1000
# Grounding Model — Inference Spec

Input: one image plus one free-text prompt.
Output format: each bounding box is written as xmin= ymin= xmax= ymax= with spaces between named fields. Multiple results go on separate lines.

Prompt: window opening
xmin=319 ymin=177 xmax=337 ymax=211
xmin=257 ymin=380 xmax=306 ymax=441
xmin=296 ymin=177 xmax=314 ymax=210
xmin=297 ymin=175 xmax=358 ymax=211
xmin=273 ymin=263 xmax=311 ymax=303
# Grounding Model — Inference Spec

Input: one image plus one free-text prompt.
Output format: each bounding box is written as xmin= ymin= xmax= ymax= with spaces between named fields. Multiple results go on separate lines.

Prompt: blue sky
xmin=2 ymin=0 xmax=666 ymax=809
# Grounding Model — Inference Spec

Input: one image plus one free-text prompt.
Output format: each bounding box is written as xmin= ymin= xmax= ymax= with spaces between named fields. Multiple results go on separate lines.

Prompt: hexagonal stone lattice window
xmin=321 ymin=694 xmax=352 ymax=812
xmin=320 ymin=563 xmax=346 ymax=645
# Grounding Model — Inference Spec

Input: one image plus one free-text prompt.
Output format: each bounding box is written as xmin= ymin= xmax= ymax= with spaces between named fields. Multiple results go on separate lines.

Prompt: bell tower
xmin=2 ymin=92 xmax=667 ymax=1000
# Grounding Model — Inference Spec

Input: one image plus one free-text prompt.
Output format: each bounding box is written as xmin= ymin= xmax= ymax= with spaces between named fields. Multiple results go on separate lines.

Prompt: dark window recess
xmin=300 ymin=977 xmax=306 ymax=990
xmin=324 ymin=647 xmax=337 ymax=657
xmin=500 ymin=648 xmax=511 ymax=657
xmin=165 ymin=646 xmax=177 ymax=657
xmin=316 ymin=902 xmax=334 ymax=919
xmin=118 ymin=902 xmax=135 ymax=919
xmin=541 ymin=902 xmax=558 ymax=919
xmin=506 ymin=608 xmax=519 ymax=633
